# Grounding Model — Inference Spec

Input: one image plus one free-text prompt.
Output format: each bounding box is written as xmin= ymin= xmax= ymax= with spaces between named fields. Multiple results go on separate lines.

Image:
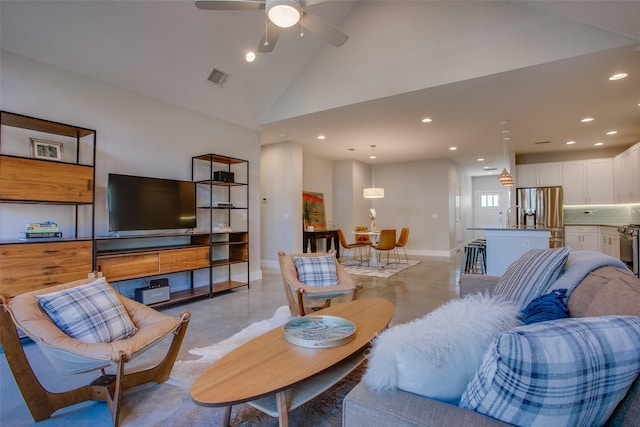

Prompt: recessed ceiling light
xmin=317 ymin=135 xmax=326 ymax=140
xmin=581 ymin=117 xmax=594 ymax=123
xmin=566 ymin=141 xmax=576 ymax=145
xmin=594 ymin=142 xmax=604 ymax=146
xmin=421 ymin=117 xmax=433 ymax=123
xmin=245 ymin=51 xmax=256 ymax=63
xmin=606 ymin=130 xmax=618 ymax=135
xmin=477 ymin=158 xmax=485 ymax=162
xmin=609 ymin=73 xmax=628 ymax=81
xmin=449 ymin=146 xmax=457 ymax=151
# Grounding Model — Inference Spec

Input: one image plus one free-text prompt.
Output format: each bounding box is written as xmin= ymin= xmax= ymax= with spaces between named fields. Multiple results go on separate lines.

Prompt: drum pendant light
xmin=364 ymin=145 xmax=384 ymax=198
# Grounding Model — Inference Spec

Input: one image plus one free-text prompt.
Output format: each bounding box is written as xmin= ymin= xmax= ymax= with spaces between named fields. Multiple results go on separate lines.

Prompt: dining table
xmin=353 ymin=230 xmax=381 ymax=266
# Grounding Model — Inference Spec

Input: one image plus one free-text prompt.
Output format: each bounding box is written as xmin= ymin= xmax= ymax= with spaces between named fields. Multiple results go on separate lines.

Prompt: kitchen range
xmin=617 ymin=225 xmax=640 ymax=278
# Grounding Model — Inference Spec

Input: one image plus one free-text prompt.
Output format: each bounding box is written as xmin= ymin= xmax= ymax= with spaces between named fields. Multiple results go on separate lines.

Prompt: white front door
xmin=475 ymin=191 xmax=506 ymax=237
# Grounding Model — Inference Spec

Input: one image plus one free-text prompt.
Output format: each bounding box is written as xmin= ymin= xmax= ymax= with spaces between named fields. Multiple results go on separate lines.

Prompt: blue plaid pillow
xmin=460 ymin=316 xmax=640 ymax=427
xmin=494 ymin=247 xmax=570 ymax=310
xmin=36 ymin=278 xmax=138 ymax=343
xmin=293 ymin=254 xmax=339 ymax=287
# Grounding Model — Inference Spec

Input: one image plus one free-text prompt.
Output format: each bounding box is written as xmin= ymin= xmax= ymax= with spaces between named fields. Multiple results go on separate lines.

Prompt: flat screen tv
xmin=108 ymin=173 xmax=197 ymax=232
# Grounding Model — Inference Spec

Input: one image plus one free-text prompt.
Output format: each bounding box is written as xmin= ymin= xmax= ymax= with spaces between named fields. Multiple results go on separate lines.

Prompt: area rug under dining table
xmin=342 ymin=259 xmax=420 ymax=278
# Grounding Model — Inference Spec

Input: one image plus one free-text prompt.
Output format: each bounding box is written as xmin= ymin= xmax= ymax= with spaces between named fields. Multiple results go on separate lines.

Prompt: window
xmin=480 ymin=194 xmax=500 ymax=208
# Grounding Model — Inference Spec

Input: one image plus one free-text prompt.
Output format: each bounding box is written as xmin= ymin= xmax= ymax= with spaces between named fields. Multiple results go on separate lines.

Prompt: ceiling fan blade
xmin=194 ymin=0 xmax=265 ymax=11
xmin=302 ymin=11 xmax=348 ymax=47
xmin=257 ymin=22 xmax=282 ymax=53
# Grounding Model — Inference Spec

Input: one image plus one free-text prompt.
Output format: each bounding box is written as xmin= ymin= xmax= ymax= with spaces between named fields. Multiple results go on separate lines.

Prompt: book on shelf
xmin=25 ymin=227 xmax=60 ymax=233
xmin=26 ymin=221 xmax=59 ymax=229
xmin=21 ymin=231 xmax=63 ymax=239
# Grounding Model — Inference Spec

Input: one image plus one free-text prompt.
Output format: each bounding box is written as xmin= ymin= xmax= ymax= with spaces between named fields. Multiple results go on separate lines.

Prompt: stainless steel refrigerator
xmin=516 ymin=186 xmax=564 ymax=248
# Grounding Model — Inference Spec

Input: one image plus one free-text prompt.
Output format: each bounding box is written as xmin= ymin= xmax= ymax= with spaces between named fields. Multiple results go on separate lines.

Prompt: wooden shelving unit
xmin=94 ymin=233 xmax=213 ymax=307
xmin=0 ymin=111 xmax=96 ymax=297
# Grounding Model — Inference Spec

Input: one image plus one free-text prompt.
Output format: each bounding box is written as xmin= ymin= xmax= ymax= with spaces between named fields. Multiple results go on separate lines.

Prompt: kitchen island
xmin=468 ymin=227 xmax=552 ymax=276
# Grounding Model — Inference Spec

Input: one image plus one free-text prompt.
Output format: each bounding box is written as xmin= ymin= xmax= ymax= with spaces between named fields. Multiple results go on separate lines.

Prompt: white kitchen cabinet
xmin=613 ymin=155 xmax=622 ymax=203
xmin=562 ymin=159 xmax=613 ymax=204
xmin=565 ymin=225 xmax=599 ymax=251
xmin=632 ymin=144 xmax=640 ymax=202
xmin=599 ymin=226 xmax=620 ymax=259
xmin=614 ymin=143 xmax=640 ymax=203
xmin=516 ymin=162 xmax=563 ymax=187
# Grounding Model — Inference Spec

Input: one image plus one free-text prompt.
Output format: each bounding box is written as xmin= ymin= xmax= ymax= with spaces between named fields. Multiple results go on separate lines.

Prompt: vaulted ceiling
xmin=1 ymin=1 xmax=639 ymax=175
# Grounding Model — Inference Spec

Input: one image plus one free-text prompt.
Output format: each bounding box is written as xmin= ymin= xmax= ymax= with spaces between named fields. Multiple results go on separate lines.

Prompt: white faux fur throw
xmin=363 ymin=293 xmax=520 ymax=403
xmin=188 ymin=305 xmax=293 ymax=363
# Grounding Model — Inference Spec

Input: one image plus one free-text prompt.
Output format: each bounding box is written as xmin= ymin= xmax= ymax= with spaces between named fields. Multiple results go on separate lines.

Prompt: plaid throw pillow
xmin=293 ymin=254 xmax=339 ymax=287
xmin=494 ymin=247 xmax=570 ymax=310
xmin=36 ymin=277 xmax=138 ymax=343
xmin=460 ymin=316 xmax=640 ymax=427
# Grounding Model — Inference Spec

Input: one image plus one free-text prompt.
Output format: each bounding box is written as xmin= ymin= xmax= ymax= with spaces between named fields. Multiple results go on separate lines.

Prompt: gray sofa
xmin=343 ymin=266 xmax=640 ymax=427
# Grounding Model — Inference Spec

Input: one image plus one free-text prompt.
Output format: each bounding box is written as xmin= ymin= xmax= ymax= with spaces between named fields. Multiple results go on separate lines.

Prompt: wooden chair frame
xmin=0 ymin=293 xmax=190 ymax=427
xmin=278 ymin=251 xmax=363 ymax=316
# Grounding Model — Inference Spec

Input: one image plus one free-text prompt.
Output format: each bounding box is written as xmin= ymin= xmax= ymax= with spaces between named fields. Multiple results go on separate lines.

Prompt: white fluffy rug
xmin=343 ymin=259 xmax=419 ymax=278
xmin=166 ymin=305 xmax=293 ymax=388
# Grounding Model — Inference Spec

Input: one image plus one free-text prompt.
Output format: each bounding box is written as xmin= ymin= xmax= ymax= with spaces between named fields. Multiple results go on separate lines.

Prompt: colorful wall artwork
xmin=302 ymin=191 xmax=327 ymax=230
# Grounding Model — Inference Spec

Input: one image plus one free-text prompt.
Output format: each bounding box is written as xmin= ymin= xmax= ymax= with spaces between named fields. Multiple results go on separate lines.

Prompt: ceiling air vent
xmin=534 ymin=141 xmax=551 ymax=145
xmin=207 ymin=68 xmax=230 ymax=87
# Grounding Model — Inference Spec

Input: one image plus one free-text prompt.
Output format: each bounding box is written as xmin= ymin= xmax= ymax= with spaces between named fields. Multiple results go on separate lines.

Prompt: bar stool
xmin=460 ymin=239 xmax=486 ymax=275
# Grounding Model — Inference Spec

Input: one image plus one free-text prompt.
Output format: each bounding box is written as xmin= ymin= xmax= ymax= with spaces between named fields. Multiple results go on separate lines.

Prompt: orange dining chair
xmin=337 ymin=229 xmax=369 ymax=265
xmin=394 ymin=227 xmax=410 ymax=264
xmin=354 ymin=225 xmax=372 ymax=246
xmin=371 ymin=229 xmax=397 ymax=268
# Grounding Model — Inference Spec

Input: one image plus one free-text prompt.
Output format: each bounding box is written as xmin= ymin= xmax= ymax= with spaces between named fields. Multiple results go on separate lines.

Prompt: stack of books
xmin=22 ymin=221 xmax=62 ymax=239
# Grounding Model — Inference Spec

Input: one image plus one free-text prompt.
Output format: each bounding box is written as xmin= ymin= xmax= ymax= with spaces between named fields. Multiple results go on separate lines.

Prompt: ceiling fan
xmin=195 ymin=0 xmax=349 ymax=53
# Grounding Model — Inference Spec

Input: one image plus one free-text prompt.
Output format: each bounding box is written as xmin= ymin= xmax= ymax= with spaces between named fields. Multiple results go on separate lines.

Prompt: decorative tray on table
xmin=283 ymin=315 xmax=356 ymax=348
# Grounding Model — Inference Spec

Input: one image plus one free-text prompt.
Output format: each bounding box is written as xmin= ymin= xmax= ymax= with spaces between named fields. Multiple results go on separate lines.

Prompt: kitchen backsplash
xmin=564 ymin=204 xmax=640 ymax=226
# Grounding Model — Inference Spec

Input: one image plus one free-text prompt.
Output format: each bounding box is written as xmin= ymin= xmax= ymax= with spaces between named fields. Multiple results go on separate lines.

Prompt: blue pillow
xmin=36 ymin=278 xmax=137 ymax=343
xmin=293 ymin=254 xmax=339 ymax=287
xmin=460 ymin=316 xmax=640 ymax=427
xmin=520 ymin=288 xmax=568 ymax=324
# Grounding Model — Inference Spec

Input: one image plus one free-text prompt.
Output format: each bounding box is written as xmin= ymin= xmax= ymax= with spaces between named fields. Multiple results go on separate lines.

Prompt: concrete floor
xmin=1 ymin=254 xmax=461 ymax=425
xmin=161 ymin=254 xmax=461 ymax=362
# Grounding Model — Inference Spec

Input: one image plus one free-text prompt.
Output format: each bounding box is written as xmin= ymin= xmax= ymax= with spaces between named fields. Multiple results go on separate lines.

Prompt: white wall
xmin=332 ymin=159 xmax=371 ymax=236
xmin=260 ymin=141 xmax=303 ymax=268
xmin=333 ymin=160 xmax=357 ymax=234
xmin=371 ymin=159 xmax=456 ymax=256
xmin=261 ymin=150 xmax=463 ymax=261
xmin=1 ymin=50 xmax=262 ymax=293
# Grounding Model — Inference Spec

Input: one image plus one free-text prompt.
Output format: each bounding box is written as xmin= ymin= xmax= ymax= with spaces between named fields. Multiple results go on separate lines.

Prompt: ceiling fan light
xmin=363 ymin=187 xmax=385 ymax=199
xmin=267 ymin=1 xmax=300 ymax=28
